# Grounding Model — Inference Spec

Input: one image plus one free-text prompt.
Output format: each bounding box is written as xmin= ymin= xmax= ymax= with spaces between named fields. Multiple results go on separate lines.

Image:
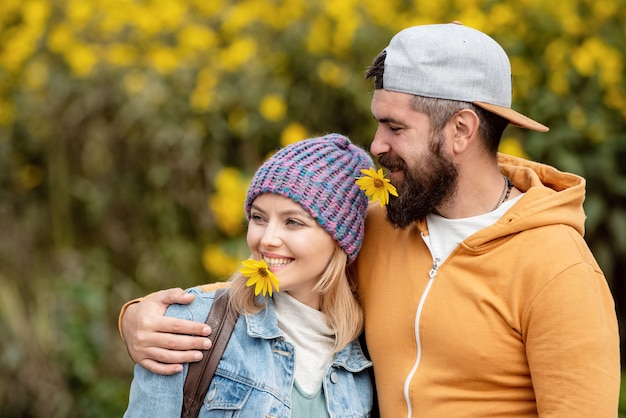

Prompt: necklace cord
xmin=492 ymin=175 xmax=513 ymax=211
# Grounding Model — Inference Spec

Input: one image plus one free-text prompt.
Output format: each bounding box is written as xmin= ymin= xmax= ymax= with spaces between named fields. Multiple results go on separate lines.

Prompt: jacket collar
xmin=244 ymin=296 xmax=284 ymax=339
xmin=244 ymin=297 xmax=372 ymax=371
xmin=333 ymin=339 xmax=373 ymax=372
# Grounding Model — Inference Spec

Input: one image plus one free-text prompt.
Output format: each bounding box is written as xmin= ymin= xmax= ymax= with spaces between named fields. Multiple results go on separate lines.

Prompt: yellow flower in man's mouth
xmin=240 ymin=259 xmax=280 ymax=296
xmin=355 ymin=167 xmax=398 ymax=207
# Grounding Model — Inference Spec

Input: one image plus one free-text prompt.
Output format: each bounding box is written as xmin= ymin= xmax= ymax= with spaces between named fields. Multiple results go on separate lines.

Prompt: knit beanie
xmin=245 ymin=133 xmax=373 ymax=263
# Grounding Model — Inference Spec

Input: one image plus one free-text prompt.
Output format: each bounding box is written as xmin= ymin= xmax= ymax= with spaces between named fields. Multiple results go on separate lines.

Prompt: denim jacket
xmin=125 ymin=287 xmax=374 ymax=417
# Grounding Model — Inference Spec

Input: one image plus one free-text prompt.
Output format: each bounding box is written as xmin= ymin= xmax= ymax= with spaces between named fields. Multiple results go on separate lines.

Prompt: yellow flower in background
xmin=105 ymin=43 xmax=137 ymax=67
xmin=67 ymin=0 xmax=92 ymax=27
xmin=178 ymin=24 xmax=218 ymax=53
xmin=191 ymin=0 xmax=222 ymax=18
xmin=324 ymin=1 xmax=358 ymax=53
xmin=280 ymin=122 xmax=308 ymax=147
xmin=571 ymin=37 xmax=601 ymax=77
xmin=154 ymin=0 xmax=186 ymax=31
xmin=240 ymin=259 xmax=280 ymax=296
xmin=0 ymin=0 xmax=50 ymax=71
xmin=221 ymin=1 xmax=263 ymax=35
xmin=454 ymin=7 xmax=488 ymax=32
xmin=202 ymin=245 xmax=241 ymax=279
xmin=132 ymin=5 xmax=161 ymax=36
xmin=106 ymin=43 xmax=137 ymax=67
xmin=591 ymin=0 xmax=619 ymax=21
xmin=569 ymin=37 xmax=623 ymax=90
xmin=265 ymin=0 xmax=305 ymax=29
xmin=259 ymin=94 xmax=286 ymax=122
xmin=47 ymin=23 xmax=73 ymax=53
xmin=604 ymin=89 xmax=626 ymax=115
xmin=488 ymin=3 xmax=515 ymax=29
xmin=317 ymin=60 xmax=350 ymax=88
xmin=209 ymin=167 xmax=249 ymax=236
xmin=307 ymin=16 xmax=331 ymax=54
xmin=190 ymin=68 xmax=218 ymax=112
xmin=66 ymin=42 xmax=97 ymax=76
xmin=2 ymin=29 xmax=37 ymax=71
xmin=147 ymin=46 xmax=179 ymax=74
xmin=356 ymin=167 xmax=398 ymax=207
xmin=547 ymin=69 xmax=568 ymax=96
xmin=567 ymin=106 xmax=587 ymax=131
xmin=219 ymin=37 xmax=257 ymax=71
xmin=499 ymin=137 xmax=529 ymax=160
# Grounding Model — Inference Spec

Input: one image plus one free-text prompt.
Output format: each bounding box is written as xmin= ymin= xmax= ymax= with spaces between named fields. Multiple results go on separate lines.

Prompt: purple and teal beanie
xmin=244 ymin=133 xmax=373 ymax=263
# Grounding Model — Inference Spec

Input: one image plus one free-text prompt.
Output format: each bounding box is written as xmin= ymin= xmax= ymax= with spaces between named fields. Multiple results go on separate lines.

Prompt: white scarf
xmin=273 ymin=292 xmax=335 ymax=394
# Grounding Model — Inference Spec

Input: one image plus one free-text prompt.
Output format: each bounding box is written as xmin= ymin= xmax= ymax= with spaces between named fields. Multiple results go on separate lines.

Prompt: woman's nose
xmin=260 ymin=223 xmax=282 ymax=248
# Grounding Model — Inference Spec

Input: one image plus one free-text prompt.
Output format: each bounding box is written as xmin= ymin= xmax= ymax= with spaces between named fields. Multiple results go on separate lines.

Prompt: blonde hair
xmin=228 ymin=244 xmax=363 ymax=353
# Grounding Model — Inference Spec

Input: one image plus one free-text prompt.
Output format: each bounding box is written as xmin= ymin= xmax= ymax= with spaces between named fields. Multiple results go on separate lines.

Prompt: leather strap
xmin=182 ymin=288 xmax=238 ymax=418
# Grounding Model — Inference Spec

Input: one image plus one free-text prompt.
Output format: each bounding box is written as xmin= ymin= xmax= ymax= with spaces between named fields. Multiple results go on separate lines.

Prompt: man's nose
xmin=370 ymin=126 xmax=391 ymax=156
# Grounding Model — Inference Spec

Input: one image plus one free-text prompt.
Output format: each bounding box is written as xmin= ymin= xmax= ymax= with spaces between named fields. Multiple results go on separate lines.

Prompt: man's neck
xmin=436 ymin=165 xmax=517 ymax=219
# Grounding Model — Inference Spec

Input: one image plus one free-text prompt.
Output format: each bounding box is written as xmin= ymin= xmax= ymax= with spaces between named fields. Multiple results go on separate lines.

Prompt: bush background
xmin=0 ymin=0 xmax=624 ymax=416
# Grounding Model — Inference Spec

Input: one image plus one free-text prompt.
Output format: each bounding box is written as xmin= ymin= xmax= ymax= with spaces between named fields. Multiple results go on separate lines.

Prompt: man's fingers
xmin=154 ymin=328 xmax=213 ymax=351
xmin=152 ymin=287 xmax=196 ymax=306
xmin=128 ymin=327 xmax=212 ymax=361
xmin=139 ymin=359 xmax=184 ymax=376
xmin=138 ymin=346 xmax=206 ymax=373
xmin=160 ymin=316 xmax=211 ymax=338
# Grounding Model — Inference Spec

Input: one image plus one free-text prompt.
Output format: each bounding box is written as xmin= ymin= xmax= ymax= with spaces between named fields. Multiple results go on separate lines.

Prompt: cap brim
xmin=474 ymin=101 xmax=549 ymax=132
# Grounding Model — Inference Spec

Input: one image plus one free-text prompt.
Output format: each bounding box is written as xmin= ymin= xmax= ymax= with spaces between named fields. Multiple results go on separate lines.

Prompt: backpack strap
xmin=182 ymin=288 xmax=238 ymax=418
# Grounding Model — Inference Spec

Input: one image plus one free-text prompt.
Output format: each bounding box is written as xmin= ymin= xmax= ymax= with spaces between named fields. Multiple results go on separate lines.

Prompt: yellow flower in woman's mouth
xmin=240 ymin=258 xmax=280 ymax=296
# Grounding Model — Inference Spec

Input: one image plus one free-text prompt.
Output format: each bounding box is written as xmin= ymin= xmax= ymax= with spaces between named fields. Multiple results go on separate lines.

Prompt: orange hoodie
xmin=353 ymin=154 xmax=620 ymax=417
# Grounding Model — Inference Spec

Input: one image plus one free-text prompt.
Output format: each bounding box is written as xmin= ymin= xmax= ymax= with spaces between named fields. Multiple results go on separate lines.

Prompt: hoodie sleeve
xmin=522 ymin=261 xmax=620 ymax=416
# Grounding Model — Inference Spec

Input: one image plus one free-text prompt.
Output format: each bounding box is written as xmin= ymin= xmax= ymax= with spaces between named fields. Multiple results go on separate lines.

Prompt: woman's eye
xmin=286 ymin=218 xmax=304 ymax=227
xmin=250 ymin=213 xmax=264 ymax=222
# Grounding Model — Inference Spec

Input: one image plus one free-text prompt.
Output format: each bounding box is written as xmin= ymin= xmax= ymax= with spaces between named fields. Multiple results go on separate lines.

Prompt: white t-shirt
xmin=425 ymin=194 xmax=523 ymax=263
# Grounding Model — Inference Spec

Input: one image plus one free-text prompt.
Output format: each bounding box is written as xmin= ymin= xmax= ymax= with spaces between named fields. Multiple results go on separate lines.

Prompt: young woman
xmin=124 ymin=133 xmax=376 ymax=417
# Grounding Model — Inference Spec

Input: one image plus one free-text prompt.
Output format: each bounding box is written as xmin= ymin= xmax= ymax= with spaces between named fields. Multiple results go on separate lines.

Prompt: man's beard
xmin=379 ymin=138 xmax=458 ymax=229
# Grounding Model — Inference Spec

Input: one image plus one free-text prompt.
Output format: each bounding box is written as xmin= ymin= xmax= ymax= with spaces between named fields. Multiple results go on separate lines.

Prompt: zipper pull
xmin=429 ymin=258 xmax=440 ymax=279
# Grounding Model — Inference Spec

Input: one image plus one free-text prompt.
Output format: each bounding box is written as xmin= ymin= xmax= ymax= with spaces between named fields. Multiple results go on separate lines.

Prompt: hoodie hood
xmin=460 ymin=153 xmax=587 ymax=250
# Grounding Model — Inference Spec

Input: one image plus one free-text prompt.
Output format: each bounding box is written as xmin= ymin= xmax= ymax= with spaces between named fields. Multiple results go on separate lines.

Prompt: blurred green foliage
xmin=0 ymin=0 xmax=624 ymax=416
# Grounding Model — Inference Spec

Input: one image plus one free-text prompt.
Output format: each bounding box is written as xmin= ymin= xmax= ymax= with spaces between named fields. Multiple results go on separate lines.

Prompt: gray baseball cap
xmin=379 ymin=22 xmax=549 ymax=132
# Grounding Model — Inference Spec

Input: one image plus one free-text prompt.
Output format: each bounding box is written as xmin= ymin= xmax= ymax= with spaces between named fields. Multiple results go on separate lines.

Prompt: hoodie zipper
xmin=403 ymin=257 xmax=440 ymax=418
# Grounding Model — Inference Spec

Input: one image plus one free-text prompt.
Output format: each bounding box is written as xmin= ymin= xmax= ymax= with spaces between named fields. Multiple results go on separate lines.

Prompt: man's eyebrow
xmin=372 ymin=114 xmax=403 ymax=125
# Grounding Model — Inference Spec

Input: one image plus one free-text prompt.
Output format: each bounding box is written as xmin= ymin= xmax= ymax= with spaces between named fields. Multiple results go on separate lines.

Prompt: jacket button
xmin=206 ymin=385 xmax=217 ymax=402
xmin=330 ymin=371 xmax=339 ymax=384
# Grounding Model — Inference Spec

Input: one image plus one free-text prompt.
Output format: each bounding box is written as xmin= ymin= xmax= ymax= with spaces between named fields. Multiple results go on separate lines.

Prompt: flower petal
xmin=355 ymin=166 xmax=398 ymax=207
xmin=240 ymin=258 xmax=280 ymax=296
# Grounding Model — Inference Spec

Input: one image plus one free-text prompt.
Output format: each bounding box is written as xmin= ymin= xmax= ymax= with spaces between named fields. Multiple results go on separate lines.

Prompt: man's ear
xmin=451 ymin=108 xmax=480 ymax=153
